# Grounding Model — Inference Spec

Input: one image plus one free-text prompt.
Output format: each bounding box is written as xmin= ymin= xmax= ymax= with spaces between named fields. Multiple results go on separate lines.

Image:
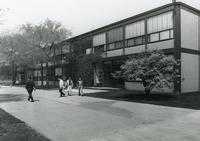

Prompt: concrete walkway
xmin=0 ymin=86 xmax=200 ymax=141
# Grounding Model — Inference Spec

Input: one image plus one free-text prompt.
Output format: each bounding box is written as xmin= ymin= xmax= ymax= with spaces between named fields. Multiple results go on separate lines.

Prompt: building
xmin=32 ymin=2 xmax=200 ymax=94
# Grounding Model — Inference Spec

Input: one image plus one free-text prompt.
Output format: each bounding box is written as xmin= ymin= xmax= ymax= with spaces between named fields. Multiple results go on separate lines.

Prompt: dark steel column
xmin=173 ymin=3 xmax=181 ymax=94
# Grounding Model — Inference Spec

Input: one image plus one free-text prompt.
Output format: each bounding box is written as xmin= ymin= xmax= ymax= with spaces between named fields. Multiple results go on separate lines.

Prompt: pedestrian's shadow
xmin=34 ymin=100 xmax=40 ymax=102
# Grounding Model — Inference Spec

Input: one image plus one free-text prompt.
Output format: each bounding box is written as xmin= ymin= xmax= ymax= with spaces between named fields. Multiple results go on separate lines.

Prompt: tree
xmin=0 ymin=33 xmax=22 ymax=84
xmin=112 ymin=50 xmax=179 ymax=94
xmin=19 ymin=18 xmax=72 ymax=63
xmin=0 ymin=19 xmax=72 ymax=85
xmin=17 ymin=19 xmax=72 ymax=86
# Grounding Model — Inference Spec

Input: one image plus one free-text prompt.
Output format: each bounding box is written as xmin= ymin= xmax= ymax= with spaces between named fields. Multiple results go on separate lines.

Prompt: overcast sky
xmin=0 ymin=0 xmax=200 ymax=37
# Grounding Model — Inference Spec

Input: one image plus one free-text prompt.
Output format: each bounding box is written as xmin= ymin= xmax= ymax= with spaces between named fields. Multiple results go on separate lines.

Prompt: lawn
xmin=85 ymin=90 xmax=200 ymax=110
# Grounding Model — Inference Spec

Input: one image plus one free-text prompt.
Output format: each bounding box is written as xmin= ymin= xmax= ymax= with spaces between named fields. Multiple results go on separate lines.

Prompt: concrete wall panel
xmin=181 ymin=9 xmax=199 ymax=50
xmin=125 ymin=45 xmax=146 ymax=55
xmin=147 ymin=40 xmax=174 ymax=50
xmin=181 ymin=53 xmax=200 ymax=93
xmin=107 ymin=49 xmax=123 ymax=57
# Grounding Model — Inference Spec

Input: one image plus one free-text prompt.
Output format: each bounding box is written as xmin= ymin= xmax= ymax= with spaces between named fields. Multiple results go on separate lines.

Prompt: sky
xmin=0 ymin=0 xmax=200 ymax=37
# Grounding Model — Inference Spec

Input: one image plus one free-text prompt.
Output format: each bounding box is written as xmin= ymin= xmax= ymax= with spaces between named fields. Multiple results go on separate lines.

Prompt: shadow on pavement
xmin=0 ymin=94 xmax=26 ymax=103
xmin=85 ymin=90 xmax=200 ymax=110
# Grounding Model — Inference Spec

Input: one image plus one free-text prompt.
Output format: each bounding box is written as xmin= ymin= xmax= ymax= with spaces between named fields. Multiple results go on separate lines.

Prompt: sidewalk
xmin=0 ymin=86 xmax=200 ymax=141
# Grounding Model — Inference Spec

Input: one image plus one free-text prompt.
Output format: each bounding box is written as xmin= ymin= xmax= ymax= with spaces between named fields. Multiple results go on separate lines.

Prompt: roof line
xmin=65 ymin=2 xmax=199 ymax=41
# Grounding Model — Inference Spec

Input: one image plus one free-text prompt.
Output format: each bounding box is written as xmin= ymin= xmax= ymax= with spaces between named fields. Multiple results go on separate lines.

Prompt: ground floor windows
xmin=86 ymin=48 xmax=93 ymax=54
xmin=93 ymin=60 xmax=124 ymax=87
xmin=55 ymin=67 xmax=62 ymax=76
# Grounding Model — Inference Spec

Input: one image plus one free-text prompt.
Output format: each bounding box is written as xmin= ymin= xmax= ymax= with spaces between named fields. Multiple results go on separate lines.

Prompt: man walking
xmin=25 ymin=77 xmax=35 ymax=102
xmin=77 ymin=77 xmax=83 ymax=96
xmin=66 ymin=77 xmax=73 ymax=96
xmin=58 ymin=77 xmax=65 ymax=97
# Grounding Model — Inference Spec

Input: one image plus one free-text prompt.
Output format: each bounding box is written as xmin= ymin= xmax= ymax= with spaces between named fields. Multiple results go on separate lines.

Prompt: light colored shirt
xmin=66 ymin=79 xmax=73 ymax=87
xmin=78 ymin=80 xmax=83 ymax=87
xmin=59 ymin=79 xmax=64 ymax=89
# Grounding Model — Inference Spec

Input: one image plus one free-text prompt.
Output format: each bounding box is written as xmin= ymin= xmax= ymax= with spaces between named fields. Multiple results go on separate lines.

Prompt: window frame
xmin=148 ymin=28 xmax=174 ymax=43
xmin=107 ymin=40 xmax=124 ymax=51
xmin=125 ymin=35 xmax=146 ymax=48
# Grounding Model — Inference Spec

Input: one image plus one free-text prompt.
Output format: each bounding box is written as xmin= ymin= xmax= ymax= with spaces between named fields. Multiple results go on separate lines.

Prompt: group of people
xmin=25 ymin=76 xmax=83 ymax=102
xmin=58 ymin=77 xmax=83 ymax=97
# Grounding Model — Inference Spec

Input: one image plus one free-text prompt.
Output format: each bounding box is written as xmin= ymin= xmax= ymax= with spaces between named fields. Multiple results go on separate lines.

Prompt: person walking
xmin=25 ymin=77 xmax=36 ymax=102
xmin=77 ymin=77 xmax=83 ymax=96
xmin=58 ymin=77 xmax=65 ymax=97
xmin=66 ymin=77 xmax=73 ymax=96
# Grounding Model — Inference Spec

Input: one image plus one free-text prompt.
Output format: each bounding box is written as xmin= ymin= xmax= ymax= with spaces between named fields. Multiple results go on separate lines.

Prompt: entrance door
xmin=112 ymin=60 xmax=124 ymax=87
xmin=103 ymin=61 xmax=112 ymax=86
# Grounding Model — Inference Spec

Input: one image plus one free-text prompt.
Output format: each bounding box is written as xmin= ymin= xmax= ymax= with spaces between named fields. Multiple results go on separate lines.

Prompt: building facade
xmin=31 ymin=2 xmax=200 ymax=94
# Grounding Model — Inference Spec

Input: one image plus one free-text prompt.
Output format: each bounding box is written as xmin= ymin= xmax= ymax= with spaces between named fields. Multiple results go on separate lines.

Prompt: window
xmin=147 ymin=11 xmax=173 ymax=34
xmin=127 ymin=39 xmax=135 ymax=46
xmin=49 ymin=51 xmax=54 ymax=57
xmin=170 ymin=30 xmax=174 ymax=38
xmin=94 ymin=45 xmax=105 ymax=53
xmin=43 ymin=70 xmax=47 ymax=76
xmin=93 ymin=33 xmax=106 ymax=46
xmin=86 ymin=48 xmax=93 ymax=54
xmin=115 ymin=42 xmax=123 ymax=49
xmin=125 ymin=20 xmax=145 ymax=47
xmin=48 ymin=61 xmax=54 ymax=66
xmin=34 ymin=70 xmax=41 ymax=77
xmin=107 ymin=41 xmax=123 ymax=50
xmin=55 ymin=47 xmax=62 ymax=55
xmin=125 ymin=20 xmax=145 ymax=39
xmin=160 ymin=30 xmax=170 ymax=40
xmin=149 ymin=33 xmax=159 ymax=42
xmin=62 ymin=45 xmax=70 ymax=53
xmin=108 ymin=43 xmax=115 ymax=50
xmin=148 ymin=29 xmax=173 ymax=43
xmin=55 ymin=68 xmax=62 ymax=76
xmin=135 ymin=37 xmax=144 ymax=45
xmin=42 ymin=63 xmax=46 ymax=67
xmin=126 ymin=36 xmax=145 ymax=47
xmin=93 ymin=33 xmax=106 ymax=53
xmin=107 ymin=27 xmax=123 ymax=43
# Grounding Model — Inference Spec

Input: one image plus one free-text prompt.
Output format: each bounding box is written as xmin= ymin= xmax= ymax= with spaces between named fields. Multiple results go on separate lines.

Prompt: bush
xmin=112 ymin=50 xmax=179 ymax=94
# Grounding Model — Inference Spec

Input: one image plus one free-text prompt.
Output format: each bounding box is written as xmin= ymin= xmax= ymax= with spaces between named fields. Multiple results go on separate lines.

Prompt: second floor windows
xmin=107 ymin=41 xmax=123 ymax=51
xmin=125 ymin=20 xmax=145 ymax=47
xmin=126 ymin=36 xmax=145 ymax=47
xmin=147 ymin=11 xmax=173 ymax=34
xmin=89 ymin=11 xmax=174 ymax=53
xmin=147 ymin=11 xmax=173 ymax=43
xmin=93 ymin=33 xmax=106 ymax=53
xmin=107 ymin=27 xmax=123 ymax=51
xmin=148 ymin=29 xmax=173 ymax=43
xmin=94 ymin=45 xmax=105 ymax=53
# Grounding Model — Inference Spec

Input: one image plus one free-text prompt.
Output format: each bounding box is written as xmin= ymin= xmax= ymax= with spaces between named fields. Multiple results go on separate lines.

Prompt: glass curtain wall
xmin=125 ymin=20 xmax=145 ymax=47
xmin=147 ymin=11 xmax=173 ymax=43
xmin=93 ymin=33 xmax=106 ymax=53
xmin=107 ymin=27 xmax=123 ymax=50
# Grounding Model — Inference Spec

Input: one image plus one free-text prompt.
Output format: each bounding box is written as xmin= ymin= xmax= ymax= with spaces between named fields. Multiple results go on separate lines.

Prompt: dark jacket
xmin=25 ymin=80 xmax=35 ymax=90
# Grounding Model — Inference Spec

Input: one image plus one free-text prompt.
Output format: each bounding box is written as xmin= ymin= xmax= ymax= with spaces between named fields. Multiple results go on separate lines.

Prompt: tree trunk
xmin=145 ymin=87 xmax=151 ymax=95
xmin=46 ymin=62 xmax=49 ymax=88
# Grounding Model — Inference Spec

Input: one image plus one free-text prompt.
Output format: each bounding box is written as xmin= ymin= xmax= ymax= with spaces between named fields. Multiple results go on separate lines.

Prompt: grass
xmin=85 ymin=90 xmax=200 ymax=110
